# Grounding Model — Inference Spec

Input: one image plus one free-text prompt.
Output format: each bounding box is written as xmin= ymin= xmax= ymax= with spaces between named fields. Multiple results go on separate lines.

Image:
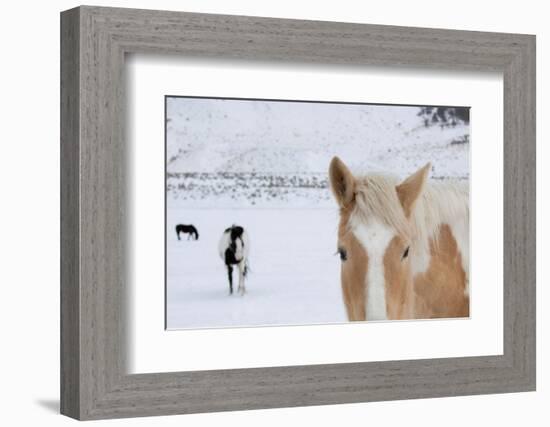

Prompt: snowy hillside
xmin=166 ymin=97 xmax=469 ymax=208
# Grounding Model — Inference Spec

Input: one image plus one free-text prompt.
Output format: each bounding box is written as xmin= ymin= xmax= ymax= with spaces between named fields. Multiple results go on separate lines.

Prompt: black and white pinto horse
xmin=175 ymin=224 xmax=199 ymax=241
xmin=218 ymin=225 xmax=249 ymax=295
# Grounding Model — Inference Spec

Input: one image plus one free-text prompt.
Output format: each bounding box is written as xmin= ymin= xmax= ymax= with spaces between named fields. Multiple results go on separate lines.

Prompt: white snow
xmin=167 ymin=208 xmax=346 ymax=329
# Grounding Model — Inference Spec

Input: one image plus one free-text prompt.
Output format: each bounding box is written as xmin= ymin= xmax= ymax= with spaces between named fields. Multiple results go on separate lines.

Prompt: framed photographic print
xmin=61 ymin=5 xmax=536 ymax=420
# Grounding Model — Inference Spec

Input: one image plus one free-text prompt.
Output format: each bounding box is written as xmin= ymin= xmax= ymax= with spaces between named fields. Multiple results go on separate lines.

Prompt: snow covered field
xmin=165 ymin=97 xmax=470 ymax=330
xmin=166 ymin=207 xmax=346 ymax=329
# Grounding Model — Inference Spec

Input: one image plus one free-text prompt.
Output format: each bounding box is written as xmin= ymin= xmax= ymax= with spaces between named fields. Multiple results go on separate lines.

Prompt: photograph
xmin=165 ymin=96 xmax=470 ymax=329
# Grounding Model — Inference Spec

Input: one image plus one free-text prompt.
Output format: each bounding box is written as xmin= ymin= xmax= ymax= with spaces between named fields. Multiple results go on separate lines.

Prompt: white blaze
xmin=351 ymin=218 xmax=394 ymax=321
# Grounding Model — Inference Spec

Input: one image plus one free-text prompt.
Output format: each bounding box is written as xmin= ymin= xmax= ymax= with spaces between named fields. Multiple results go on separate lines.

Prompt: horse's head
xmin=329 ymin=157 xmax=431 ymax=321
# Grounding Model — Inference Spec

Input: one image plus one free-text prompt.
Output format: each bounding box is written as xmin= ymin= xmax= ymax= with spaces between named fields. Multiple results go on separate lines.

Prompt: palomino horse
xmin=329 ymin=157 xmax=469 ymax=321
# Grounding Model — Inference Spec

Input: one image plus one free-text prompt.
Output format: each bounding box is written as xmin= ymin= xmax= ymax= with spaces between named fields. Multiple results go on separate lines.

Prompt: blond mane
xmin=351 ymin=173 xmax=469 ymax=254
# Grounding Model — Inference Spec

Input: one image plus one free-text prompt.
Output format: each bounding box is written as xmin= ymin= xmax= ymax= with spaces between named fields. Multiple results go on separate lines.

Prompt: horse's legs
xmin=237 ymin=261 xmax=246 ymax=296
xmin=176 ymin=231 xmax=181 ymax=241
xmin=227 ymin=264 xmax=233 ymax=295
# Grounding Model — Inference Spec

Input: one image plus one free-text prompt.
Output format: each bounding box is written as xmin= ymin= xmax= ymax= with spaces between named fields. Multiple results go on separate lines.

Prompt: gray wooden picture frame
xmin=60 ymin=5 xmax=536 ymax=421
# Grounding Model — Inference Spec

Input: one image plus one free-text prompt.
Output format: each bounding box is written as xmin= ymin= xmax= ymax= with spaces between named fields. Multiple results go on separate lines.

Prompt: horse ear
xmin=329 ymin=157 xmax=356 ymax=208
xmin=396 ymin=163 xmax=431 ymax=217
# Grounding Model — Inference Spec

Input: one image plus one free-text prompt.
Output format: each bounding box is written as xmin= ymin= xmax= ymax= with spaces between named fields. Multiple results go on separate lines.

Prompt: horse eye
xmin=402 ymin=246 xmax=410 ymax=260
xmin=337 ymin=247 xmax=347 ymax=261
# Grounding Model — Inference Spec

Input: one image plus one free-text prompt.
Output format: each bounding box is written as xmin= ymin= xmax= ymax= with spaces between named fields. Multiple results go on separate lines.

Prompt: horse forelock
xmin=351 ymin=174 xmax=411 ymax=242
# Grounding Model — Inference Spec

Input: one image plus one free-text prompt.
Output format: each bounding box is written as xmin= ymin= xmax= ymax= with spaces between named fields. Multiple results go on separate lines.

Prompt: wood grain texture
xmin=60 ymin=7 xmax=80 ymax=419
xmin=60 ymin=5 xmax=536 ymax=420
